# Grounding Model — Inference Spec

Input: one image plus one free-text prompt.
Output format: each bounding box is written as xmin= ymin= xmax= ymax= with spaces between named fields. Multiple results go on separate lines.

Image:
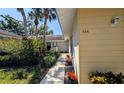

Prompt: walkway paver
xmin=40 ymin=54 xmax=67 ymax=84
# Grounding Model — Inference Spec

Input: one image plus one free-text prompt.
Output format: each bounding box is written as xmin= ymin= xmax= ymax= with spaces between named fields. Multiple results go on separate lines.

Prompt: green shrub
xmin=12 ymin=69 xmax=27 ymax=79
xmin=89 ymin=71 xmax=124 ymax=84
xmin=0 ymin=38 xmax=43 ymax=67
xmin=0 ymin=55 xmax=11 ymax=62
xmin=43 ymin=55 xmax=56 ymax=68
xmin=21 ymin=38 xmax=43 ymax=65
xmin=0 ymin=38 xmax=22 ymax=55
xmin=49 ymin=50 xmax=60 ymax=59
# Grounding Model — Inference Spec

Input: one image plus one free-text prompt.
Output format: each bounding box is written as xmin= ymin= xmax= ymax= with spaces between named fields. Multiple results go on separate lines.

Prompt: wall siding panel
xmin=77 ymin=9 xmax=124 ymax=83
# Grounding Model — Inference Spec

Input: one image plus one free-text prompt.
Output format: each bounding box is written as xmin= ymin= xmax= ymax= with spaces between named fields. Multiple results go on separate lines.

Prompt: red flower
xmin=68 ymin=71 xmax=77 ymax=81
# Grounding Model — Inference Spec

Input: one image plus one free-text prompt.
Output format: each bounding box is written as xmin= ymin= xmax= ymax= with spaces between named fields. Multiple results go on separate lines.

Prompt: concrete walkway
xmin=40 ymin=54 xmax=67 ymax=84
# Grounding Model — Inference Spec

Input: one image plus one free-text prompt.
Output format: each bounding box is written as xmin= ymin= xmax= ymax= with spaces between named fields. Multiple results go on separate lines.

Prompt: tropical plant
xmin=42 ymin=8 xmax=57 ymax=55
xmin=28 ymin=8 xmax=43 ymax=34
xmin=47 ymin=29 xmax=54 ymax=35
xmin=17 ymin=8 xmax=28 ymax=36
xmin=38 ymin=25 xmax=53 ymax=35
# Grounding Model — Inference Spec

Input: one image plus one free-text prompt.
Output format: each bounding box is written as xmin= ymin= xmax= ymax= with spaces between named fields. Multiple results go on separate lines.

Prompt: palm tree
xmin=17 ymin=8 xmax=28 ymax=36
xmin=48 ymin=30 xmax=53 ymax=35
xmin=28 ymin=8 xmax=43 ymax=35
xmin=43 ymin=8 xmax=56 ymax=55
xmin=38 ymin=25 xmax=53 ymax=35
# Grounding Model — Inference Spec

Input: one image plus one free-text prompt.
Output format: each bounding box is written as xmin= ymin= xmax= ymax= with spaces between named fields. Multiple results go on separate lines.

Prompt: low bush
xmin=43 ymin=55 xmax=56 ymax=68
xmin=49 ymin=50 xmax=60 ymax=59
xmin=41 ymin=50 xmax=60 ymax=68
xmin=0 ymin=55 xmax=11 ymax=63
xmin=12 ymin=69 xmax=27 ymax=79
xmin=89 ymin=71 xmax=124 ymax=84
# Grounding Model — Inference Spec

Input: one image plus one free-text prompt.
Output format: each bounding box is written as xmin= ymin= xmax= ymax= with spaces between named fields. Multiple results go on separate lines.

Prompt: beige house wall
xmin=77 ymin=9 xmax=124 ymax=83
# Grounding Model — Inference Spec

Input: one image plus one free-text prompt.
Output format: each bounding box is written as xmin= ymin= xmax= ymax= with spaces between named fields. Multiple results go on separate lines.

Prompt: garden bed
xmin=0 ymin=65 xmax=48 ymax=84
xmin=0 ymin=38 xmax=60 ymax=84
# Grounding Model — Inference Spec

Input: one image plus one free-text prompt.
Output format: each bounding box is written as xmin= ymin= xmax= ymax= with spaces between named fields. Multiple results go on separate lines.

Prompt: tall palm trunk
xmin=35 ymin=25 xmax=38 ymax=33
xmin=35 ymin=16 xmax=38 ymax=32
xmin=34 ymin=16 xmax=38 ymax=37
xmin=43 ymin=9 xmax=49 ymax=56
xmin=20 ymin=10 xmax=28 ymax=36
xmin=43 ymin=17 xmax=47 ymax=55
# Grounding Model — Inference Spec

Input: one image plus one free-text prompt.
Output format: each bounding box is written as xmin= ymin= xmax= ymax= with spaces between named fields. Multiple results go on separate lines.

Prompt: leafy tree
xmin=0 ymin=15 xmax=24 ymax=35
xmin=28 ymin=26 xmax=35 ymax=35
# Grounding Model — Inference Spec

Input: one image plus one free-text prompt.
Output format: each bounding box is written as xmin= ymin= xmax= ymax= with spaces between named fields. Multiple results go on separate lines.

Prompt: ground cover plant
xmin=89 ymin=71 xmax=124 ymax=84
xmin=0 ymin=65 xmax=44 ymax=84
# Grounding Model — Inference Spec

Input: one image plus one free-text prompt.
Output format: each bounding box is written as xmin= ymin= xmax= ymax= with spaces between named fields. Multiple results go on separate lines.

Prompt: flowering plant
xmin=68 ymin=71 xmax=77 ymax=81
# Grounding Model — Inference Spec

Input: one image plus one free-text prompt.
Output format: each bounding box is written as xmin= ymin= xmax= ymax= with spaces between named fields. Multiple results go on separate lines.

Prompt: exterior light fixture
xmin=111 ymin=16 xmax=120 ymax=26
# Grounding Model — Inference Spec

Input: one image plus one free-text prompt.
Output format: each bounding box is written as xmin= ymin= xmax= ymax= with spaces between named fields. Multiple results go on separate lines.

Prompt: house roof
xmin=0 ymin=30 xmax=21 ymax=39
xmin=56 ymin=8 xmax=76 ymax=40
xmin=28 ymin=35 xmax=65 ymax=42
xmin=45 ymin=35 xmax=64 ymax=41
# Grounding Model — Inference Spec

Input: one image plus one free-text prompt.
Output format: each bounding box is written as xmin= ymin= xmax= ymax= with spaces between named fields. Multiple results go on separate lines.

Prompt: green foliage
xmin=43 ymin=55 xmax=56 ymax=68
xmin=0 ymin=38 xmax=22 ymax=55
xmin=38 ymin=25 xmax=54 ymax=35
xmin=12 ymin=69 xmax=27 ymax=79
xmin=0 ymin=55 xmax=11 ymax=62
xmin=42 ymin=51 xmax=60 ymax=68
xmin=49 ymin=50 xmax=60 ymax=59
xmin=0 ymin=38 xmax=43 ymax=66
xmin=89 ymin=71 xmax=124 ymax=84
xmin=0 ymin=65 xmax=42 ymax=84
xmin=28 ymin=8 xmax=43 ymax=33
xmin=0 ymin=15 xmax=24 ymax=35
xmin=18 ymin=38 xmax=42 ymax=65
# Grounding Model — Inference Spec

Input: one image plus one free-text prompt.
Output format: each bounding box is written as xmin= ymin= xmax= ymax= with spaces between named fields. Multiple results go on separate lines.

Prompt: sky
xmin=0 ymin=8 xmax=62 ymax=35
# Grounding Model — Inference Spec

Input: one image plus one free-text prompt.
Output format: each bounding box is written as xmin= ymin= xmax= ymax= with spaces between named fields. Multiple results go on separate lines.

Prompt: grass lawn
xmin=0 ymin=65 xmax=47 ymax=84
